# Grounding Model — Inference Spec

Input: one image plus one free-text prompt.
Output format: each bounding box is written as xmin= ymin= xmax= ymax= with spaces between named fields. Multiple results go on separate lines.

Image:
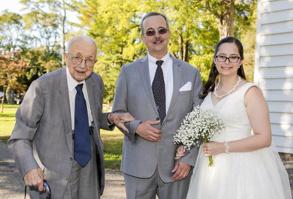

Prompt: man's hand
xmin=171 ymin=161 xmax=191 ymax=181
xmin=24 ymin=168 xmax=44 ymax=192
xmin=109 ymin=112 xmax=135 ymax=133
xmin=136 ymin=120 xmax=161 ymax=142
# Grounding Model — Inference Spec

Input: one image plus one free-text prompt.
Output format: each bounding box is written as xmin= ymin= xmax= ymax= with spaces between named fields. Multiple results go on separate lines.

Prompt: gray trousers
xmin=28 ymin=139 xmax=99 ymax=199
xmin=124 ymin=168 xmax=192 ymax=199
xmin=63 ymin=137 xmax=99 ymax=199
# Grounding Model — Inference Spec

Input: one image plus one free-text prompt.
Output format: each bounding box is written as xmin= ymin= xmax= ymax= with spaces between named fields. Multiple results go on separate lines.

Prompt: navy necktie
xmin=152 ymin=60 xmax=166 ymax=122
xmin=74 ymin=84 xmax=91 ymax=167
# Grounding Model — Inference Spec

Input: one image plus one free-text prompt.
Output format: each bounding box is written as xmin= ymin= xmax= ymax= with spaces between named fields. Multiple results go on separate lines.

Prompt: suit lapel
xmin=139 ymin=56 xmax=158 ymax=113
xmin=164 ymin=57 xmax=183 ymax=121
xmin=58 ymin=68 xmax=74 ymax=154
xmin=85 ymin=74 xmax=102 ymax=128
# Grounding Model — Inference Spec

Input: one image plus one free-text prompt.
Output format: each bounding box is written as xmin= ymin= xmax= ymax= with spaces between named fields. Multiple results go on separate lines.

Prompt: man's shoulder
xmin=87 ymin=72 xmax=103 ymax=88
xmin=89 ymin=72 xmax=102 ymax=82
xmin=39 ymin=67 xmax=64 ymax=80
xmin=122 ymin=56 xmax=146 ymax=70
xmin=173 ymin=58 xmax=199 ymax=74
xmin=34 ymin=67 xmax=65 ymax=86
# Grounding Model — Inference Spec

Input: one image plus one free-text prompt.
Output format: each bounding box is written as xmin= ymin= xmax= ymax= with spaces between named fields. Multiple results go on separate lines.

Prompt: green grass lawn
xmin=0 ymin=104 xmax=123 ymax=170
xmin=0 ymin=104 xmax=18 ymax=140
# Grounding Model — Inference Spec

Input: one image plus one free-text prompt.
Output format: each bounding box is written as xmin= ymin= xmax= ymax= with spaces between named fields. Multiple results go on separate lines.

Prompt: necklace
xmin=214 ymin=76 xmax=241 ymax=99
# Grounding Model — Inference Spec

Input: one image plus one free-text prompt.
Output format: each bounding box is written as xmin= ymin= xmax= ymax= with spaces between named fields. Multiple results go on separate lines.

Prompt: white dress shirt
xmin=148 ymin=53 xmax=173 ymax=114
xmin=66 ymin=67 xmax=93 ymax=130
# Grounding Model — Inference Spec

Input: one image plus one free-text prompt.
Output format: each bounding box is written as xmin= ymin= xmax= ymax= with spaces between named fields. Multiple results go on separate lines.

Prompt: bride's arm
xmin=203 ymin=86 xmax=272 ymax=155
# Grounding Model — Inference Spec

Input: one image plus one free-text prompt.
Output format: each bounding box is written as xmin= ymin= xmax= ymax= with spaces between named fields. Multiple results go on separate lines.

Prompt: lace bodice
xmin=201 ymin=82 xmax=256 ymax=142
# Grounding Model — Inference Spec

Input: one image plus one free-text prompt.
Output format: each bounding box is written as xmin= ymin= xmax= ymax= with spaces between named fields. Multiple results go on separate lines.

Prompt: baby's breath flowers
xmin=174 ymin=106 xmax=225 ymax=166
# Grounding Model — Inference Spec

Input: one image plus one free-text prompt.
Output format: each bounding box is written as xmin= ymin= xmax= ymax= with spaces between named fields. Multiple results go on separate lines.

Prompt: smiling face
xmin=65 ymin=38 xmax=97 ymax=82
xmin=214 ymin=42 xmax=243 ymax=77
xmin=141 ymin=15 xmax=170 ymax=59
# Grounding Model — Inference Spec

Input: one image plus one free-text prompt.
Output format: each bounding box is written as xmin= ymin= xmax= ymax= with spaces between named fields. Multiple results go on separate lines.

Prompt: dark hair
xmin=140 ymin=12 xmax=169 ymax=34
xmin=200 ymin=36 xmax=246 ymax=99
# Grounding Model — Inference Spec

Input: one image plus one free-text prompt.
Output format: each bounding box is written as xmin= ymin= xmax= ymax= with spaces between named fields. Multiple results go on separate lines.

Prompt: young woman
xmin=186 ymin=37 xmax=291 ymax=199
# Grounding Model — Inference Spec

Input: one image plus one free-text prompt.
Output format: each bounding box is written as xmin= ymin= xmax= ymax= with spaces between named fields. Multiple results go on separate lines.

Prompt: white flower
xmin=173 ymin=105 xmax=225 ymax=151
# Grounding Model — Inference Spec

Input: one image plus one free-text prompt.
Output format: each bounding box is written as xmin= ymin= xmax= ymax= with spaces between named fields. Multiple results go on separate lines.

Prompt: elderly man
xmin=9 ymin=36 xmax=132 ymax=199
xmin=112 ymin=12 xmax=202 ymax=199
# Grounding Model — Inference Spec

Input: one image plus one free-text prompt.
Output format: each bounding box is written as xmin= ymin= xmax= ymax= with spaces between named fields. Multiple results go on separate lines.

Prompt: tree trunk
xmin=184 ymin=41 xmax=189 ymax=62
xmin=217 ymin=0 xmax=235 ymax=38
xmin=1 ymin=88 xmax=4 ymax=113
xmin=6 ymin=85 xmax=13 ymax=104
xmin=62 ymin=0 xmax=66 ymax=66
xmin=179 ymin=33 xmax=184 ymax=60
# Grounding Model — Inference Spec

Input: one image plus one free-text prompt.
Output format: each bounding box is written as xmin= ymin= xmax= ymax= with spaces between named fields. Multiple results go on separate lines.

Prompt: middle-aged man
xmin=8 ymin=35 xmax=133 ymax=199
xmin=112 ymin=12 xmax=202 ymax=199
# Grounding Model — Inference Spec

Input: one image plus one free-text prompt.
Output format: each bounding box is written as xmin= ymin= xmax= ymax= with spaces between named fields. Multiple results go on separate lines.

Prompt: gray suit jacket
xmin=112 ymin=55 xmax=202 ymax=182
xmin=8 ymin=68 xmax=112 ymax=198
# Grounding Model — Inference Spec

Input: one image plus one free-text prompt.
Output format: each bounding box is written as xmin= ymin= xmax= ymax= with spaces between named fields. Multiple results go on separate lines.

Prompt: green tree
xmin=0 ymin=9 xmax=62 ymax=103
xmin=78 ymin=0 xmax=144 ymax=103
xmin=76 ymin=0 xmax=257 ymax=101
xmin=0 ymin=52 xmax=28 ymax=104
xmin=199 ymin=0 xmax=257 ymax=38
xmin=20 ymin=0 xmax=79 ymax=65
xmin=19 ymin=48 xmax=62 ymax=87
xmin=0 ymin=11 xmax=26 ymax=104
xmin=0 ymin=11 xmax=24 ymax=51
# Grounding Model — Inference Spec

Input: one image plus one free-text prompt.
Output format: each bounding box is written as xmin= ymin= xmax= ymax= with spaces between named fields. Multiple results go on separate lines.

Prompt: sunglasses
xmin=145 ymin=27 xmax=169 ymax=36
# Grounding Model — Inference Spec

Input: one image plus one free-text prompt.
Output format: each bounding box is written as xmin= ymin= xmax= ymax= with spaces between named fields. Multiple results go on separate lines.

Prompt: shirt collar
xmin=66 ymin=67 xmax=86 ymax=92
xmin=147 ymin=53 xmax=170 ymax=65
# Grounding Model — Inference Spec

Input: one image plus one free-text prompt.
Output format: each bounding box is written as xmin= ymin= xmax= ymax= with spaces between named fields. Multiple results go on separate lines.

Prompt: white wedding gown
xmin=186 ymin=83 xmax=292 ymax=199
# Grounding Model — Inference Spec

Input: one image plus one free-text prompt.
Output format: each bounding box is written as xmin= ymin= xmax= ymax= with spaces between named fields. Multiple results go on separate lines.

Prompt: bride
xmin=186 ymin=37 xmax=291 ymax=199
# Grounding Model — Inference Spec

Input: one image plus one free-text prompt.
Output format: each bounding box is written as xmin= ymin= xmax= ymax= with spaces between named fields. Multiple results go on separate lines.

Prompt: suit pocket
xmin=43 ymin=167 xmax=60 ymax=181
xmin=173 ymin=91 xmax=193 ymax=116
xmin=179 ymin=90 xmax=191 ymax=95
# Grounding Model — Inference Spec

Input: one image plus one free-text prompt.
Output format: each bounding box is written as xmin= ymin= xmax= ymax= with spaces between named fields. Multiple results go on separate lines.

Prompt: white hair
xmin=66 ymin=35 xmax=97 ymax=53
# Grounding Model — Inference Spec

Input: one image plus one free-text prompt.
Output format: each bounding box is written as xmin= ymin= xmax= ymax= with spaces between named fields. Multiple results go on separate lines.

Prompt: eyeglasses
xmin=215 ymin=55 xmax=240 ymax=63
xmin=145 ymin=27 xmax=169 ymax=37
xmin=70 ymin=55 xmax=96 ymax=67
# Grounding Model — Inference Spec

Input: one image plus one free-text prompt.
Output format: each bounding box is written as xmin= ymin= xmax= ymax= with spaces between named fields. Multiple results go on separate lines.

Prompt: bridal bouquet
xmin=173 ymin=106 xmax=225 ymax=166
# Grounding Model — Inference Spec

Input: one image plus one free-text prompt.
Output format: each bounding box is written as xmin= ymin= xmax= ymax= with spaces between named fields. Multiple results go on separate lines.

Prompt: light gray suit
xmin=8 ymin=68 xmax=112 ymax=199
xmin=112 ymin=56 xmax=202 ymax=198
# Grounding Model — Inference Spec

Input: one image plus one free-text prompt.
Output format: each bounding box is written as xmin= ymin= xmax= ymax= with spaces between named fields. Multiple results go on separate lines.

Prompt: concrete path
xmin=0 ymin=141 xmax=126 ymax=199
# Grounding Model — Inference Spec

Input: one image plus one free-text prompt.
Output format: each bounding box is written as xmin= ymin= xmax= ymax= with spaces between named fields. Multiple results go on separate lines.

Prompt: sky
xmin=0 ymin=0 xmax=24 ymax=13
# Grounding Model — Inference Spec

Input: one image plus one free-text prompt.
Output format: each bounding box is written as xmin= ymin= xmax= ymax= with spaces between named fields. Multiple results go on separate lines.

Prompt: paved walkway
xmin=1 ymin=140 xmax=293 ymax=199
xmin=0 ymin=141 xmax=126 ymax=199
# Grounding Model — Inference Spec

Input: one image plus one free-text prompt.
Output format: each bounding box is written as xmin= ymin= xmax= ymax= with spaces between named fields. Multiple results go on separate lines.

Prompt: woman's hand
xmin=202 ymin=141 xmax=225 ymax=156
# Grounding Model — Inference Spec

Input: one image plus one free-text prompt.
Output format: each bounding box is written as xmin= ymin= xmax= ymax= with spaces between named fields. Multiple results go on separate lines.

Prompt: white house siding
xmin=255 ymin=0 xmax=293 ymax=153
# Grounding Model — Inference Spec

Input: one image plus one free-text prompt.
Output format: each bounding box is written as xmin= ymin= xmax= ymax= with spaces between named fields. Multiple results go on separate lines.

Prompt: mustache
xmin=154 ymin=37 xmax=163 ymax=41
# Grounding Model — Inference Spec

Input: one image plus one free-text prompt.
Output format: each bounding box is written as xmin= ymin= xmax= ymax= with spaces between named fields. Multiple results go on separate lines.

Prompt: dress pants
xmin=63 ymin=136 xmax=99 ymax=199
xmin=124 ymin=168 xmax=192 ymax=199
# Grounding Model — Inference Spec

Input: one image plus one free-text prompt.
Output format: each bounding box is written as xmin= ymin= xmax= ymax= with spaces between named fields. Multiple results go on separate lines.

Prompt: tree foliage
xmin=0 ymin=11 xmax=24 ymax=51
xmin=77 ymin=0 xmax=256 ymax=102
xmin=199 ymin=0 xmax=257 ymax=38
xmin=0 ymin=6 xmax=63 ymax=102
xmin=0 ymin=0 xmax=257 ymax=103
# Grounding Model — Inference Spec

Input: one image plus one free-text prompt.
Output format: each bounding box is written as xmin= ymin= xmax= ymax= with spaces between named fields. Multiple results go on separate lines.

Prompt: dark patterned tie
xmin=152 ymin=60 xmax=166 ymax=122
xmin=74 ymin=84 xmax=91 ymax=167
